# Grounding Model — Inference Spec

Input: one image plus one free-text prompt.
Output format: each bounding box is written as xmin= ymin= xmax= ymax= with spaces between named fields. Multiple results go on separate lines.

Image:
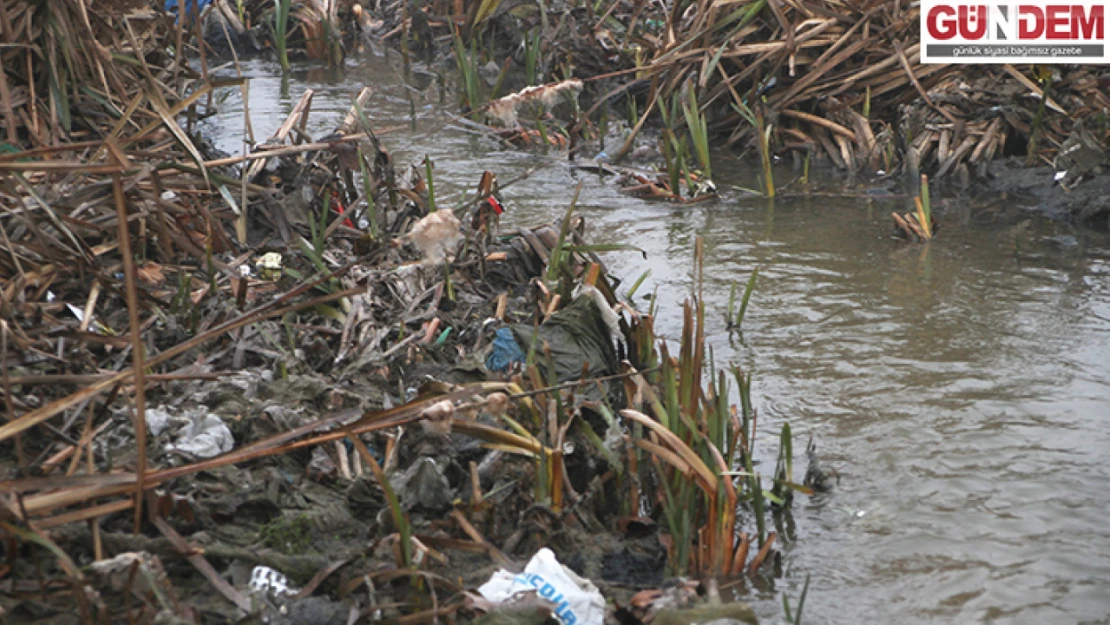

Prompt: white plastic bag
xmin=170 ymin=410 xmax=233 ymax=458
xmin=478 ymin=548 xmax=605 ymax=625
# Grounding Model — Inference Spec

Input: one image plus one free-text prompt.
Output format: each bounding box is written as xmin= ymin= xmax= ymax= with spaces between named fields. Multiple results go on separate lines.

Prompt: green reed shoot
xmin=351 ymin=98 xmax=384 ymax=236
xmin=582 ymin=404 xmax=623 ymax=473
xmin=536 ymin=114 xmax=550 ymax=150
xmin=453 ymin=28 xmax=481 ymax=111
xmin=616 ymin=238 xmax=806 ymax=575
xmin=783 ymin=574 xmax=811 ymax=625
xmin=661 ymin=129 xmax=681 ymax=198
xmin=524 ymin=29 xmax=542 ymax=85
xmin=748 ymin=459 xmax=767 ymax=546
xmin=470 ymin=0 xmax=505 ymax=33
xmin=727 ymin=267 xmax=759 ymax=330
xmin=273 ymin=0 xmax=291 ymax=71
xmin=626 ymin=269 xmax=652 ymax=300
xmin=682 ymin=88 xmax=711 ymax=179
xmin=677 ymin=135 xmax=695 ymax=195
xmin=322 ymin=13 xmax=343 ymax=68
xmin=443 ymin=262 xmax=455 ymax=302
xmin=490 ymin=57 xmax=511 ymax=100
xmin=545 ymin=182 xmax=584 ymax=293
xmin=731 ymin=97 xmax=756 ymax=126
xmin=733 ymin=95 xmax=774 ymax=196
xmin=738 ymin=267 xmax=757 ymax=326
xmin=424 ymin=155 xmax=436 ymax=212
xmin=347 ymin=431 xmax=413 ymax=569
xmin=760 ymin=121 xmax=775 ymax=198
xmin=671 ymin=136 xmax=688 ymax=190
xmin=299 ymin=199 xmax=338 ymax=295
xmin=660 ymin=101 xmax=694 ymax=198
xmin=771 ymin=422 xmax=793 ymax=504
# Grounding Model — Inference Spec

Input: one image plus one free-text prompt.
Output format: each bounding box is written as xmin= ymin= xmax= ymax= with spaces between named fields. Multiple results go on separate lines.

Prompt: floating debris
xmin=486 ymin=80 xmax=584 ymax=129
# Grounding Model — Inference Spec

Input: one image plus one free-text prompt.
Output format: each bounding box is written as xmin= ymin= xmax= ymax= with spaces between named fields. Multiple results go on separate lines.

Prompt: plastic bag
xmin=478 ymin=548 xmax=605 ymax=625
xmin=171 ymin=411 xmax=233 ymax=458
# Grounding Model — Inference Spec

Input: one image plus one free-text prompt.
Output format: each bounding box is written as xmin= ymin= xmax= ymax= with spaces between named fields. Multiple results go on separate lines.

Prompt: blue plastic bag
xmin=486 ymin=327 xmax=525 ymax=373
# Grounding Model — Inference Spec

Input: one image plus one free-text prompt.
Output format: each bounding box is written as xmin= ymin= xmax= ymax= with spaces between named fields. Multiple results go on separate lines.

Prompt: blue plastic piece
xmin=486 ymin=327 xmax=525 ymax=372
xmin=164 ymin=0 xmax=212 ymax=22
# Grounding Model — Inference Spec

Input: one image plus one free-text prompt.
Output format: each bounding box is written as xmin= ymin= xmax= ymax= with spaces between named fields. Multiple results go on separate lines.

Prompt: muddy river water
xmin=204 ymin=57 xmax=1110 ymax=624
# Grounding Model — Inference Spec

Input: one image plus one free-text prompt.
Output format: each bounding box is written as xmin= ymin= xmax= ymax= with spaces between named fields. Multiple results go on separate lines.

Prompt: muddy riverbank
xmin=3 ymin=1 xmax=1110 ymax=624
xmin=126 ymin=60 xmax=1110 ymax=624
xmin=981 ymin=158 xmax=1110 ymax=227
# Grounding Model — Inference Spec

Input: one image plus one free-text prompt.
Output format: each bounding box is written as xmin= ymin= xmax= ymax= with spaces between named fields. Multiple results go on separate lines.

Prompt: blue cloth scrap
xmin=486 ymin=327 xmax=525 ymax=372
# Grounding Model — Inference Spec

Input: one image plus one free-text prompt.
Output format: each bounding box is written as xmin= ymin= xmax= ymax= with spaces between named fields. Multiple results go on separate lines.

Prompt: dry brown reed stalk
xmin=150 ymin=513 xmax=252 ymax=612
xmin=748 ymin=530 xmax=776 ymax=575
xmin=111 ymin=167 xmax=149 ymax=534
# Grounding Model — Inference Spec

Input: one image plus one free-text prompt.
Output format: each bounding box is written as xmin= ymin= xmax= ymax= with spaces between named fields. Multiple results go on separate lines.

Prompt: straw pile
xmin=631 ymin=0 xmax=1110 ymax=175
xmin=0 ymin=0 xmax=240 ymax=389
xmin=0 ymin=0 xmax=184 ymax=146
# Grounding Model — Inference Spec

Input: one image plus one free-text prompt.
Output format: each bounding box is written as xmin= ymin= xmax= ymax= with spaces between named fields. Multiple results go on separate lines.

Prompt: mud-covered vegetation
xmin=0 ymin=1 xmax=821 ymax=623
xmin=0 ymin=0 xmax=1105 ymax=623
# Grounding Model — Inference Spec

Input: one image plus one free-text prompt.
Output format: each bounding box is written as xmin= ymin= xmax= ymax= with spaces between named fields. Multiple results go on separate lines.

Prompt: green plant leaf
xmin=735 ymin=267 xmax=758 ymax=328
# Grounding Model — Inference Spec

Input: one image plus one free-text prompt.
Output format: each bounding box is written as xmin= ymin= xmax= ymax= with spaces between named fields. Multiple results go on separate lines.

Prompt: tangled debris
xmin=0 ymin=5 xmax=822 ymax=625
xmin=13 ymin=0 xmax=1101 ymax=622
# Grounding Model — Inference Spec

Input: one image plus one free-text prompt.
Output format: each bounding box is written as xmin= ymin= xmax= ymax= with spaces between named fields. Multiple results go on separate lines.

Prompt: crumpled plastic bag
xmin=390 ymin=457 xmax=453 ymax=512
xmin=478 ymin=548 xmax=605 ymax=625
xmin=407 ymin=210 xmax=462 ymax=265
xmin=486 ymin=327 xmax=525 ymax=373
xmin=510 ymin=295 xmax=618 ymax=383
xmin=145 ymin=407 xmax=174 ymax=437
xmin=169 ymin=410 xmax=234 ymax=458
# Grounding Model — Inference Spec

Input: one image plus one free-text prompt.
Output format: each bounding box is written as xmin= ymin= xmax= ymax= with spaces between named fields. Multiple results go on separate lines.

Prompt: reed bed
xmin=408 ymin=0 xmax=1108 ymax=177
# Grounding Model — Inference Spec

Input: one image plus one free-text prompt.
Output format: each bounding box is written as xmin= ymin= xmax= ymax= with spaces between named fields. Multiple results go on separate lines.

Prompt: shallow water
xmin=204 ymin=56 xmax=1110 ymax=624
